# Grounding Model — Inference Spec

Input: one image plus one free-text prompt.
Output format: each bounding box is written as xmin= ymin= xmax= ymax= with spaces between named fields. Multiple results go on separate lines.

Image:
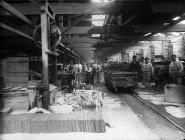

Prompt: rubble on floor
xmin=137 ymin=90 xmax=185 ymax=118
xmin=134 ymin=85 xmax=185 ymax=131
xmin=50 ymin=89 xmax=103 ymax=113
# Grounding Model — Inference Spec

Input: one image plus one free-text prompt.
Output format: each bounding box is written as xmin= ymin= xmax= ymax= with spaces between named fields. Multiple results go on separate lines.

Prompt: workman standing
xmin=169 ymin=54 xmax=184 ymax=85
xmin=73 ymin=61 xmax=82 ymax=85
xmin=129 ymin=55 xmax=141 ymax=72
xmin=85 ymin=63 xmax=92 ymax=85
xmin=142 ymin=57 xmax=154 ymax=88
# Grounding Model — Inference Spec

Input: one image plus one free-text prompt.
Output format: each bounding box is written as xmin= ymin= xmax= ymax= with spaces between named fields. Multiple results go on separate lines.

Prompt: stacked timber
xmin=0 ymin=85 xmax=105 ymax=133
xmin=0 ymin=110 xmax=105 ymax=133
xmin=50 ymin=89 xmax=103 ymax=113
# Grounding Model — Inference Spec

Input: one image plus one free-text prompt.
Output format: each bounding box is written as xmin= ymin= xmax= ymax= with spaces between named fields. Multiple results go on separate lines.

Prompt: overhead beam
xmin=60 ymin=24 xmax=185 ymax=35
xmin=108 ymin=35 xmax=170 ymax=41
xmin=142 ymin=36 xmax=170 ymax=41
xmin=0 ymin=1 xmax=33 ymax=26
xmin=1 ymin=2 xmax=184 ymax=15
xmin=61 ymin=37 xmax=99 ymax=44
xmin=1 ymin=24 xmax=184 ymax=38
xmin=130 ymin=13 xmax=185 ymax=47
xmin=151 ymin=2 xmax=185 ymax=14
xmin=164 ymin=24 xmax=185 ymax=32
xmin=60 ymin=26 xmax=134 ymax=34
xmin=0 ymin=22 xmax=33 ymax=40
xmin=76 ymin=50 xmax=95 ymax=52
xmin=0 ymin=3 xmax=104 ymax=15
xmin=73 ymin=49 xmax=96 ymax=51
xmin=67 ymin=43 xmax=94 ymax=48
xmin=76 ymin=50 xmax=94 ymax=52
xmin=133 ymin=24 xmax=185 ymax=33
xmin=61 ymin=27 xmax=91 ymax=34
xmin=72 ymin=47 xmax=96 ymax=49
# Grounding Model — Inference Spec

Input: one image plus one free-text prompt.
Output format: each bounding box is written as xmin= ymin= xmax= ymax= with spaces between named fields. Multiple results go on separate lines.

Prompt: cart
xmin=104 ymin=71 xmax=138 ymax=93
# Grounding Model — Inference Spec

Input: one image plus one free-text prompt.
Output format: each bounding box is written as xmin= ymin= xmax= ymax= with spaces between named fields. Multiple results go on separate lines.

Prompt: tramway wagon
xmin=104 ymin=71 xmax=138 ymax=93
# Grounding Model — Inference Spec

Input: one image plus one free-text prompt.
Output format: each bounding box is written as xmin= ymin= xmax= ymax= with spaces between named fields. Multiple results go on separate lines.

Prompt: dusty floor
xmin=1 ymin=84 xmax=160 ymax=140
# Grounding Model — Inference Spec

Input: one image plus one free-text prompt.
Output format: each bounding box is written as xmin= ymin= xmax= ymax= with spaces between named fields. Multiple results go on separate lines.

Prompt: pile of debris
xmin=49 ymin=89 xmax=104 ymax=113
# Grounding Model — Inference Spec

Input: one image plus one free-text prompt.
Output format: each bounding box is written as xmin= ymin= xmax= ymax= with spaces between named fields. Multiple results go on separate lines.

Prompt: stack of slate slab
xmin=0 ymin=110 xmax=105 ymax=133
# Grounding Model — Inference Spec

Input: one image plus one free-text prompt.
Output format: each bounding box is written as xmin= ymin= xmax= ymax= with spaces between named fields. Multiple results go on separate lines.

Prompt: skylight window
xmin=153 ymin=33 xmax=165 ymax=36
xmin=92 ymin=34 xmax=101 ymax=37
xmin=144 ymin=33 xmax=151 ymax=36
xmin=92 ymin=15 xmax=105 ymax=26
xmin=92 ymin=15 xmax=106 ymax=37
xmin=178 ymin=20 xmax=185 ymax=24
xmin=91 ymin=0 xmax=111 ymax=3
xmin=172 ymin=16 xmax=181 ymax=21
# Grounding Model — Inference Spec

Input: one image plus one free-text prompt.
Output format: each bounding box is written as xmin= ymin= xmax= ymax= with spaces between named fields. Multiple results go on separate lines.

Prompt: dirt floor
xmin=1 ymin=84 xmax=160 ymax=140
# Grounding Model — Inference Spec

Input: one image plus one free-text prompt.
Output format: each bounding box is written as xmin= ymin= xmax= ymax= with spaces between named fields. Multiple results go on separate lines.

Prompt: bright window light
xmin=153 ymin=33 xmax=165 ymax=36
xmin=92 ymin=34 xmax=100 ymax=37
xmin=91 ymin=15 xmax=106 ymax=37
xmin=92 ymin=15 xmax=105 ymax=26
xmin=91 ymin=0 xmax=111 ymax=3
xmin=170 ymin=32 xmax=181 ymax=36
xmin=92 ymin=15 xmax=106 ymax=20
xmin=172 ymin=16 xmax=181 ymax=21
xmin=144 ymin=33 xmax=151 ymax=36
xmin=163 ymin=22 xmax=170 ymax=25
xmin=178 ymin=20 xmax=185 ymax=24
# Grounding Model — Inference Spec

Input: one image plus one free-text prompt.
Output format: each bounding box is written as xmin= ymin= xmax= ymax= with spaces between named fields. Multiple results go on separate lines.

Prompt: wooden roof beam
xmin=1 ymin=25 xmax=184 ymax=37
xmin=141 ymin=36 xmax=169 ymax=41
xmin=61 ymin=37 xmax=99 ymax=44
xmin=133 ymin=24 xmax=185 ymax=32
xmin=67 ymin=43 xmax=94 ymax=48
xmin=60 ymin=24 xmax=185 ymax=35
xmin=0 ymin=22 xmax=33 ymax=40
xmin=0 ymin=2 xmax=185 ymax=16
xmin=0 ymin=3 xmax=104 ymax=15
xmin=0 ymin=1 xmax=33 ymax=27
xmin=151 ymin=2 xmax=185 ymax=14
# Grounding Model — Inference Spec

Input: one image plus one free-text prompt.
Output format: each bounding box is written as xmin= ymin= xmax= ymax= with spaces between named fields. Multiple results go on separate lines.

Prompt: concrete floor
xmin=0 ymin=84 xmax=160 ymax=140
xmin=119 ymin=93 xmax=185 ymax=140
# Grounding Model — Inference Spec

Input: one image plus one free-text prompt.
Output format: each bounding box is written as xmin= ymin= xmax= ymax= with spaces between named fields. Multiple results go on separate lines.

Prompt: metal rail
xmin=132 ymin=93 xmax=185 ymax=133
xmin=118 ymin=92 xmax=185 ymax=133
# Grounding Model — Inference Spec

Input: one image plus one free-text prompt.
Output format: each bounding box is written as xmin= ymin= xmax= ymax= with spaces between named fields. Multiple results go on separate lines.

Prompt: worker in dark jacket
xmin=129 ymin=55 xmax=141 ymax=73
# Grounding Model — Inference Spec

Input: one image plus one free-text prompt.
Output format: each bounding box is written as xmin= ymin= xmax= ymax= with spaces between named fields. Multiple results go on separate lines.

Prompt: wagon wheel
xmin=33 ymin=24 xmax=61 ymax=50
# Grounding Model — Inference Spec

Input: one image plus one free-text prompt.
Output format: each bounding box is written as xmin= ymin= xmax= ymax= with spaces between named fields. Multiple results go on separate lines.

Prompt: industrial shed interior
xmin=0 ymin=0 xmax=185 ymax=140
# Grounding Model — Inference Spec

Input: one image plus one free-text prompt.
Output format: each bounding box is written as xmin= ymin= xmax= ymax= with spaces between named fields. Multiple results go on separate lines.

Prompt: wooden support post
xmin=50 ymin=56 xmax=57 ymax=85
xmin=67 ymin=15 xmax=72 ymax=38
xmin=40 ymin=6 xmax=50 ymax=109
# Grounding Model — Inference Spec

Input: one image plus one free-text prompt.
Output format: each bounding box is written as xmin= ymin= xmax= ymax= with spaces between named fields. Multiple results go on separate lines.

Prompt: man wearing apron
xmin=142 ymin=57 xmax=154 ymax=88
xmin=169 ymin=55 xmax=184 ymax=85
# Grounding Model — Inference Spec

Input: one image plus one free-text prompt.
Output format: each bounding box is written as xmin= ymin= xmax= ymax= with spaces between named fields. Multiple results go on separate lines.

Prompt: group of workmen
xmin=67 ymin=61 xmax=102 ymax=88
xmin=129 ymin=54 xmax=184 ymax=88
xmin=66 ymin=54 xmax=184 ymax=90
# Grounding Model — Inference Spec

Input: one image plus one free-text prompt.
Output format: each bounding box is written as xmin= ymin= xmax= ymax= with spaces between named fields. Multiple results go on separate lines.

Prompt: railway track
xmin=118 ymin=92 xmax=185 ymax=140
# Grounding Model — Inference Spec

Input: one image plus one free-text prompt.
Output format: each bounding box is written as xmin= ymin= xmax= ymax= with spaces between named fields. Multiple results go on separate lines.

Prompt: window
xmin=92 ymin=15 xmax=106 ymax=37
